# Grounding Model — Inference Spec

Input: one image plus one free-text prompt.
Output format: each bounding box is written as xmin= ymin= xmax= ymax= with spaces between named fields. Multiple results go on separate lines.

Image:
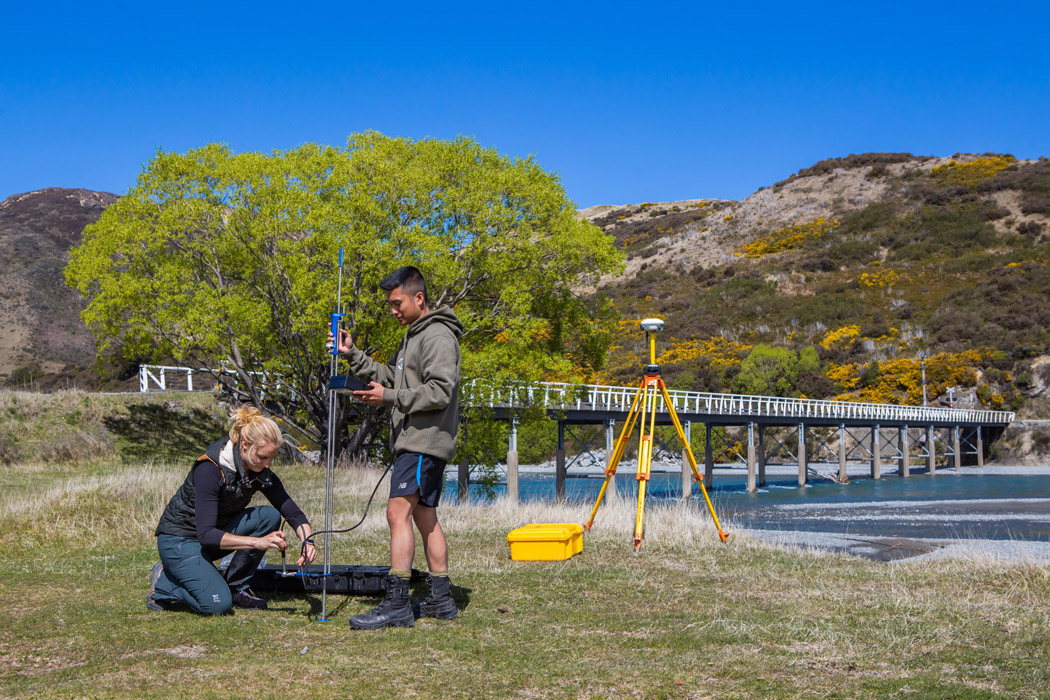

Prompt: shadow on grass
xmin=105 ymin=404 xmax=225 ymax=463
xmin=290 ymin=581 xmax=474 ymax=624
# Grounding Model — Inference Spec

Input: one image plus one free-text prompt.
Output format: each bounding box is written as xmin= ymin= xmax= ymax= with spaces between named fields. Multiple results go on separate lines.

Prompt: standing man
xmin=333 ymin=265 xmax=464 ymax=629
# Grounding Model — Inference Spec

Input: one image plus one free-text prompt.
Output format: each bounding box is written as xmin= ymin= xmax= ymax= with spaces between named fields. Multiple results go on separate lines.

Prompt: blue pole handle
xmin=330 ymin=312 xmax=344 ymax=355
xmin=338 ymin=248 xmax=344 ymax=267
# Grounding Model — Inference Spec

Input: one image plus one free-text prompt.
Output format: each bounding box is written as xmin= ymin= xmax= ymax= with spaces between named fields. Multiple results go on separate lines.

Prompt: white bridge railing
xmin=139 ymin=366 xmax=1014 ymax=425
xmin=138 ymin=365 xmax=284 ymax=397
xmin=461 ymin=379 xmax=1015 ymax=425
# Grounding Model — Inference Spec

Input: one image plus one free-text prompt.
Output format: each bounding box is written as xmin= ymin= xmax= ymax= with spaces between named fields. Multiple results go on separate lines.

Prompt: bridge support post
xmin=704 ymin=423 xmax=713 ymax=489
xmin=507 ymin=418 xmax=519 ymax=504
xmin=681 ymin=421 xmax=692 ymax=500
xmin=872 ymin=424 xmax=881 ymax=480
xmin=758 ymin=425 xmax=767 ymax=487
xmin=977 ymin=427 xmax=984 ymax=468
xmin=556 ymin=421 xmax=566 ymax=503
xmin=605 ymin=420 xmax=617 ymax=499
xmin=927 ymin=425 xmax=936 ymax=475
xmin=797 ymin=423 xmax=807 ymax=487
xmin=953 ymin=426 xmax=961 ymax=472
xmin=838 ymin=423 xmax=848 ymax=483
xmin=899 ymin=425 xmax=909 ymax=477
xmin=746 ymin=422 xmax=757 ymax=494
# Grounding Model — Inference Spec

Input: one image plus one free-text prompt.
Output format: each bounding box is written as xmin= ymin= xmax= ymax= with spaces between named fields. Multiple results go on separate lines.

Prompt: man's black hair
xmin=379 ymin=266 xmax=428 ymax=304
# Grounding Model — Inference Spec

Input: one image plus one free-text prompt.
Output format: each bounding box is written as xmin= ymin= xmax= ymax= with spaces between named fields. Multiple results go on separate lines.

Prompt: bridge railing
xmin=140 ymin=366 xmax=1014 ymax=425
xmin=461 ymin=379 xmax=1015 ymax=425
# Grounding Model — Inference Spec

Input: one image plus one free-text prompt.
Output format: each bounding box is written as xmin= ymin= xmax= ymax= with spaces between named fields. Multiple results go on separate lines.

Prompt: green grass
xmin=2 ymin=453 xmax=1049 ymax=699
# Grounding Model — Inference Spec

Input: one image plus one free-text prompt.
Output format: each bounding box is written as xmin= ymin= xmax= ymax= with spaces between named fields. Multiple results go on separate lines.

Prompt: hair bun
xmin=228 ymin=405 xmax=283 ymax=448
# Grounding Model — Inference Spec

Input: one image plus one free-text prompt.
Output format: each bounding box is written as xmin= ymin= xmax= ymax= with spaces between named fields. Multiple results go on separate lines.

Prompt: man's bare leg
xmin=412 ymin=505 xmax=448 ymax=572
xmin=387 ymin=494 xmax=418 ymax=571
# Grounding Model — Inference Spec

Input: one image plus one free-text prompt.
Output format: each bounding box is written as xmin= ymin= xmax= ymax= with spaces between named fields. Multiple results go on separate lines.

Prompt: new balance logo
xmin=399 ymin=482 xmax=408 ymax=489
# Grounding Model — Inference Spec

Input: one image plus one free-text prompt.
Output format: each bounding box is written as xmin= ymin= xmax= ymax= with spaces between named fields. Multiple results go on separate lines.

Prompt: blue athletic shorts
xmin=390 ymin=452 xmax=446 ymax=507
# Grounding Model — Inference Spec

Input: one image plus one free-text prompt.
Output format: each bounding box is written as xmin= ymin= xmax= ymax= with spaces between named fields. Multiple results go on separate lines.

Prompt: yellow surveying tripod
xmin=583 ymin=318 xmax=729 ymax=550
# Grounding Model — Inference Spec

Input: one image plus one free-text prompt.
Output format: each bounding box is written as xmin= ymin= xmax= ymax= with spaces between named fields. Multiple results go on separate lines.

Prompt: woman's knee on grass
xmin=193 ymin=586 xmax=233 ymax=616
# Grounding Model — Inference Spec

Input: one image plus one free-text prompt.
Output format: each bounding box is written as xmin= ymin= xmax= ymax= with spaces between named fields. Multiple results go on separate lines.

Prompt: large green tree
xmin=65 ymin=132 xmax=623 ymax=454
xmin=732 ymin=344 xmax=802 ymax=397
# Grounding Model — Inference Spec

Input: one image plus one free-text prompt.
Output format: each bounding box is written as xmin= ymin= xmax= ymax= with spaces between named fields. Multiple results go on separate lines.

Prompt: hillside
xmin=5 ymin=154 xmax=1050 ymax=420
xmin=0 ymin=188 xmax=118 ymax=388
xmin=583 ymin=153 xmax=1050 ymax=419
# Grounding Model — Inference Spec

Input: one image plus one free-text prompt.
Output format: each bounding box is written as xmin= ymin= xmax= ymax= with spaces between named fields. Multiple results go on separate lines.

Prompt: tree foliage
xmin=65 ymin=132 xmax=623 ymax=453
xmin=733 ymin=344 xmax=802 ymax=397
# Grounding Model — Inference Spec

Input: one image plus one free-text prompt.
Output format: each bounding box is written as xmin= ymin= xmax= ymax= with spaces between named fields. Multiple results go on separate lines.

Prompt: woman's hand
xmin=255 ymin=531 xmax=287 ymax=552
xmin=297 ymin=540 xmax=317 ymax=566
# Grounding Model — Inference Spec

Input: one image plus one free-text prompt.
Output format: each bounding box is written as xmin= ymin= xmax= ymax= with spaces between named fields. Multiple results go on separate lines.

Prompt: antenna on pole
xmin=320 ymin=247 xmax=344 ymax=622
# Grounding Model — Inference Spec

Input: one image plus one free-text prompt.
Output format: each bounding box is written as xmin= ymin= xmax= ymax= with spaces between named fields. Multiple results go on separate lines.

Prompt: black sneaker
xmin=146 ymin=562 xmax=167 ymax=612
xmin=231 ymin=588 xmax=268 ymax=610
xmin=349 ymin=575 xmax=414 ymax=629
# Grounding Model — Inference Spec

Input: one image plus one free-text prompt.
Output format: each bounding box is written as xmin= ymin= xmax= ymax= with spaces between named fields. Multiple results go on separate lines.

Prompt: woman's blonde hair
xmin=229 ymin=406 xmax=284 ymax=448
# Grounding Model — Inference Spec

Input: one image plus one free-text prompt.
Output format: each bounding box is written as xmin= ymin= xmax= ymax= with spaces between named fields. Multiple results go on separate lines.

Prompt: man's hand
xmin=352 ymin=380 xmax=386 ymax=406
xmin=326 ymin=328 xmax=354 ymax=354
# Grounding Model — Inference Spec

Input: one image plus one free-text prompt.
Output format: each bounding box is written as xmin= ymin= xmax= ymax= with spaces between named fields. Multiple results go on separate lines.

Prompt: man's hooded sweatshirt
xmin=344 ymin=306 xmax=464 ymax=461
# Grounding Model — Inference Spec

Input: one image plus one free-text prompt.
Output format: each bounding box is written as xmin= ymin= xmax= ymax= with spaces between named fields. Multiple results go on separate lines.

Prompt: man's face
xmin=387 ymin=286 xmax=426 ymax=326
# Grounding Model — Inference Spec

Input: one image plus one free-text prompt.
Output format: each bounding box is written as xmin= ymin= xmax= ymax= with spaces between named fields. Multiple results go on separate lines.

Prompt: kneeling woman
xmin=148 ymin=406 xmax=316 ymax=614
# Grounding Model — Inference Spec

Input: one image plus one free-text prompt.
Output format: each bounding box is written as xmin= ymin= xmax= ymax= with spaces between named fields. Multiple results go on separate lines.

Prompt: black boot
xmin=415 ymin=574 xmax=458 ymax=620
xmin=349 ymin=575 xmax=414 ymax=629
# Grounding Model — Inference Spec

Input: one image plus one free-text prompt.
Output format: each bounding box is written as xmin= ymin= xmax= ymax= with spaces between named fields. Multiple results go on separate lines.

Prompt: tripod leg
xmin=659 ymin=381 xmax=729 ymax=542
xmin=634 ymin=379 xmax=658 ymax=551
xmin=584 ymin=383 xmax=644 ymax=531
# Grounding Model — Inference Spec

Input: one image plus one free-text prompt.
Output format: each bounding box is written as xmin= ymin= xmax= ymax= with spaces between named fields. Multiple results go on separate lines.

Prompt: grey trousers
xmin=153 ymin=506 xmax=281 ymax=615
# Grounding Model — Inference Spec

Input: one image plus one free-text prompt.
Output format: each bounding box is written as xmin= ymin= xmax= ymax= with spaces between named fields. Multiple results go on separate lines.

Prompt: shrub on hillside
xmin=735 ymin=218 xmax=837 ymax=258
xmin=886 ymin=205 xmax=999 ymax=260
xmin=978 ymin=159 xmax=1050 ymax=215
xmin=791 ymin=294 xmax=866 ymax=326
xmin=837 ymin=202 xmax=899 ymax=233
xmin=773 ymin=153 xmax=920 ymax=189
xmin=931 ymin=155 xmax=1016 ymax=188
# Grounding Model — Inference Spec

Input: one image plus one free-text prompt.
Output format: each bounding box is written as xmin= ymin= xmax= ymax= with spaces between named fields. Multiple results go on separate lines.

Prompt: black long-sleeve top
xmin=192 ymin=463 xmax=308 ymax=547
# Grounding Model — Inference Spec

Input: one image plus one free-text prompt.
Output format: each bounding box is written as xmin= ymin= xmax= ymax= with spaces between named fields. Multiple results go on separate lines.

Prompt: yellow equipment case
xmin=506 ymin=523 xmax=584 ymax=561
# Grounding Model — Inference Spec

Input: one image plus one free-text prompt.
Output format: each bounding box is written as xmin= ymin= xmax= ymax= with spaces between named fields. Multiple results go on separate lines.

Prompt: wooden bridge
xmin=140 ymin=365 xmax=1015 ymax=500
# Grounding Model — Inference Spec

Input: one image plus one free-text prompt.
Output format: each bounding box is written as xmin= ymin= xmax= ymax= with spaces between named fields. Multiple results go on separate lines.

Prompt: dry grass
xmin=1 ymin=452 xmax=1049 ymax=698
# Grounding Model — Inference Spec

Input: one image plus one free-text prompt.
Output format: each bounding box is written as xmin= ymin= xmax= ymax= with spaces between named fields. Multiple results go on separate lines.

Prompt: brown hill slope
xmin=0 ymin=188 xmax=118 ymax=387
xmin=584 ymin=153 xmax=1050 ymax=418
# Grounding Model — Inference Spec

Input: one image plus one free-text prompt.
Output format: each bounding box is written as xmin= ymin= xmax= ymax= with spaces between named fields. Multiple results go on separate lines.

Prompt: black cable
xmin=299 ymin=463 xmax=392 ymax=559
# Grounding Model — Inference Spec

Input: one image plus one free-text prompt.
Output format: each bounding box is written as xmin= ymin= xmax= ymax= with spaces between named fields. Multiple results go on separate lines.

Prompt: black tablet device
xmin=328 ymin=374 xmax=367 ymax=393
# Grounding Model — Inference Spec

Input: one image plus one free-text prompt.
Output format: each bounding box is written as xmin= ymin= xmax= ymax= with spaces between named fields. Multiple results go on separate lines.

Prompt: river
xmin=444 ymin=465 xmax=1050 ymax=544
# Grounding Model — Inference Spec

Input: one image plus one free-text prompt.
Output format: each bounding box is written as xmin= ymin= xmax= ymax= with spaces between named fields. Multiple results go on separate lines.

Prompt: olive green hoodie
xmin=344 ymin=306 xmax=464 ymax=461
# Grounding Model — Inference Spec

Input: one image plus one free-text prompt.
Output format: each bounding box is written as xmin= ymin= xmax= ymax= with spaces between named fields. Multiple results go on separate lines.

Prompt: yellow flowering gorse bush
xmin=734 ymin=218 xmax=837 ymax=258
xmin=859 ymin=269 xmax=899 ymax=287
xmin=830 ymin=350 xmax=985 ymax=405
xmin=931 ymin=155 xmax=1015 ymax=187
xmin=820 ymin=325 xmax=861 ymax=350
xmin=657 ymin=337 xmax=753 ymax=368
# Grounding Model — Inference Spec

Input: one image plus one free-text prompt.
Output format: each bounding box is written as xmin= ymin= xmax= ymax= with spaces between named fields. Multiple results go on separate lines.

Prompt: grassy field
xmin=1 ymin=391 xmax=1049 ymax=698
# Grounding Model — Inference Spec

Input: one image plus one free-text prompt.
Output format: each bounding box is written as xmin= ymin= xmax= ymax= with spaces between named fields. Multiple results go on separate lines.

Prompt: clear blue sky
xmin=3 ymin=1 xmax=1049 ymax=208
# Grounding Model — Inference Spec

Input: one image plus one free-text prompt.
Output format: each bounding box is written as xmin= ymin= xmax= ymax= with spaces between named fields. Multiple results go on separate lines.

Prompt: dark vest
xmin=155 ymin=438 xmax=275 ymax=539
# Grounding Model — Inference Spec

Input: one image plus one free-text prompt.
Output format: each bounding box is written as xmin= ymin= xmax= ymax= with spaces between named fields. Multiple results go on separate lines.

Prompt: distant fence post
xmin=507 ymin=418 xmax=519 ymax=504
xmin=555 ymin=421 xmax=566 ymax=503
